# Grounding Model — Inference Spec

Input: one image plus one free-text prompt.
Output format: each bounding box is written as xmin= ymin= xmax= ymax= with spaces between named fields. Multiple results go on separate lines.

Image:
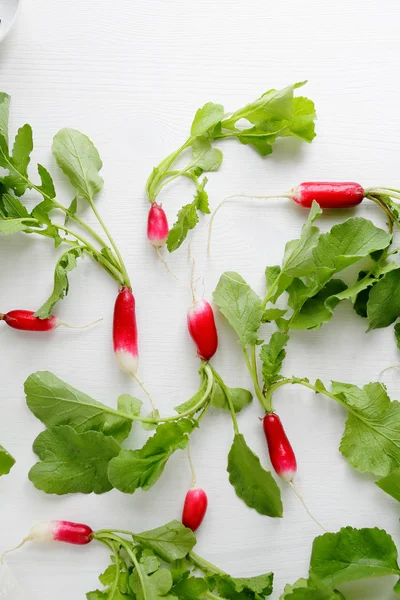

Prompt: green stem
xmin=146 ymin=138 xmax=194 ymax=200
xmin=261 ymin=277 xmax=279 ymax=310
xmin=87 ymin=199 xmax=131 ymax=287
xmin=210 ymin=367 xmax=240 ymax=434
xmin=157 ymin=167 xmax=198 ymax=194
xmin=242 ymin=348 xmax=268 ymax=410
xmin=189 ymin=551 xmax=227 ymax=576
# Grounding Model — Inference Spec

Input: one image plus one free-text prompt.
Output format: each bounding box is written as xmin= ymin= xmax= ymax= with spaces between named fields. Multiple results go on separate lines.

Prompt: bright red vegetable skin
xmin=147 ymin=203 xmax=169 ymax=247
xmin=263 ymin=413 xmax=297 ymax=483
xmin=113 ymin=286 xmax=138 ymax=376
xmin=182 ymin=488 xmax=208 ymax=531
xmin=29 ymin=521 xmax=93 ymax=545
xmin=290 ymin=182 xmax=365 ymax=209
xmin=187 ymin=299 xmax=218 ymax=361
xmin=0 ymin=310 xmax=57 ymax=331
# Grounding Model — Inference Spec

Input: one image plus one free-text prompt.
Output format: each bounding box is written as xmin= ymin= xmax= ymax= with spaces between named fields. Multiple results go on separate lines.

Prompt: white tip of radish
xmin=115 ymin=350 xmax=139 ymax=377
xmin=279 ymin=470 xmax=296 ymax=483
xmin=28 ymin=522 xmax=56 ymax=543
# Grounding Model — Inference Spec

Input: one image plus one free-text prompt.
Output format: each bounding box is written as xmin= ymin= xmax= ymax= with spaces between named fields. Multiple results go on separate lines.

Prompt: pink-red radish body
xmin=113 ymin=286 xmax=138 ymax=376
xmin=147 ymin=203 xmax=169 ymax=248
xmin=187 ymin=299 xmax=218 ymax=361
xmin=290 ymin=182 xmax=365 ymax=208
xmin=263 ymin=413 xmax=297 ymax=482
xmin=0 ymin=310 xmax=57 ymax=331
xmin=182 ymin=488 xmax=208 ymax=531
xmin=27 ymin=521 xmax=93 ymax=545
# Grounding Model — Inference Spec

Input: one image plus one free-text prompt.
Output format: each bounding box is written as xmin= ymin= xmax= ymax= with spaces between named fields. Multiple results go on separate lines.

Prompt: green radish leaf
xmin=331 ymin=381 xmax=400 ymax=476
xmin=376 ymin=468 xmax=400 ymax=503
xmin=108 ymin=420 xmax=195 ymax=493
xmin=191 ymin=138 xmax=223 ymax=172
xmin=395 ymin=323 xmax=400 ymax=349
xmin=29 ymin=425 xmax=120 ymax=494
xmin=0 ymin=217 xmax=40 ymax=235
xmin=280 ymin=576 xmax=341 ymax=599
xmin=0 ymin=444 xmax=15 ymax=476
xmin=4 ymin=124 xmax=33 ymax=196
xmin=1 ymin=193 xmax=29 ymax=218
xmin=227 ymin=434 xmax=283 ymax=518
xmin=193 ymin=178 xmax=209 ymax=215
xmin=37 ymin=163 xmax=56 ymax=199
xmin=309 ymin=527 xmax=400 ymax=587
xmin=190 ymin=103 xmax=225 ymax=137
xmin=25 ymin=371 xmax=134 ymax=443
xmin=213 ymin=573 xmax=274 ymax=599
xmin=0 ymin=92 xmax=10 ymax=145
xmin=133 ymin=520 xmax=196 ymax=562
xmin=260 ymin=332 xmax=289 ymax=387
xmin=281 ymin=96 xmax=317 ymax=143
xmin=130 ymin=567 xmax=175 ymax=600
xmin=52 ymin=128 xmax=104 ymax=202
xmin=34 ymin=246 xmax=85 ymax=318
xmin=287 ymin=279 xmax=347 ymax=330
xmin=213 ymin=272 xmax=263 ymax=347
xmin=32 ymin=199 xmax=56 ymax=225
xmin=313 ymin=218 xmax=391 ymax=276
xmin=172 ymin=576 xmax=208 ymax=600
xmin=261 ymin=308 xmax=287 ymax=323
xmin=211 ymin=380 xmax=253 ymax=413
xmin=367 ymin=269 xmax=400 ymax=330
xmin=167 ymin=201 xmax=199 ymax=253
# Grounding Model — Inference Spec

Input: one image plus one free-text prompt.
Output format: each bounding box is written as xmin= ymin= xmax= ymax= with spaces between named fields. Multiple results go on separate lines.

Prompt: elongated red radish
xmin=147 ymin=203 xmax=169 ymax=248
xmin=0 ymin=311 xmax=57 ymax=331
xmin=113 ymin=286 xmax=138 ymax=376
xmin=290 ymin=182 xmax=365 ymax=208
xmin=1 ymin=521 xmax=93 ymax=561
xmin=182 ymin=488 xmax=208 ymax=531
xmin=0 ymin=310 xmax=101 ymax=332
xmin=263 ymin=413 xmax=297 ymax=482
xmin=187 ymin=299 xmax=218 ymax=361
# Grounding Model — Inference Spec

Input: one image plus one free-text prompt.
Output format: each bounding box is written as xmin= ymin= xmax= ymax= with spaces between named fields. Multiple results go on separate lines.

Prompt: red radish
xmin=0 ymin=311 xmax=57 ymax=331
xmin=187 ymin=299 xmax=218 ymax=361
xmin=263 ymin=413 xmax=297 ymax=482
xmin=290 ymin=182 xmax=365 ymax=208
xmin=113 ymin=286 xmax=138 ymax=376
xmin=182 ymin=488 xmax=208 ymax=531
xmin=0 ymin=310 xmax=101 ymax=332
xmin=27 ymin=521 xmax=93 ymax=545
xmin=147 ymin=203 xmax=169 ymax=248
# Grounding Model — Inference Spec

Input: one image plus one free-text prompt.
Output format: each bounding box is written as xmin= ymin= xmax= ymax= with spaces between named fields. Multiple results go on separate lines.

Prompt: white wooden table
xmin=1 ymin=0 xmax=400 ymax=597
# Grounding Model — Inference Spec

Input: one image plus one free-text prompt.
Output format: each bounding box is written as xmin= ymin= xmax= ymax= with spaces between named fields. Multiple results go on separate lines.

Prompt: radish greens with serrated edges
xmin=146 ymin=82 xmax=316 ymax=252
xmin=0 ymin=92 xmax=131 ymax=317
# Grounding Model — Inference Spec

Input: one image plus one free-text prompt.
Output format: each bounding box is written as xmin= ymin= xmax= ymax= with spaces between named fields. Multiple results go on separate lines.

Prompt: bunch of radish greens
xmin=5 ymin=518 xmax=400 ymax=598
xmin=21 ymin=201 xmax=400 ymax=523
xmin=145 ymin=81 xmax=316 ymax=253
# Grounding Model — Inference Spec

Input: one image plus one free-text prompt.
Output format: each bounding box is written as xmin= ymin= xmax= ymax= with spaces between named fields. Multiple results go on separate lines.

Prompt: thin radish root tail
xmin=186 ymin=442 xmax=197 ymax=489
xmin=188 ymin=242 xmax=197 ymax=303
xmin=207 ymin=193 xmax=290 ymax=257
xmin=289 ymin=481 xmax=327 ymax=532
xmin=379 ymin=363 xmax=400 ymax=381
xmin=133 ymin=373 xmax=158 ymax=418
xmin=0 ymin=537 xmax=29 ymax=564
xmin=57 ymin=317 xmax=103 ymax=330
xmin=156 ymin=248 xmax=178 ymax=280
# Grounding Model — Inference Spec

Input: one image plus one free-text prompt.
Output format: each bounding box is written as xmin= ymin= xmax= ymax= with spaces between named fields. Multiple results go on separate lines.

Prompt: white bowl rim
xmin=0 ymin=0 xmax=21 ymax=43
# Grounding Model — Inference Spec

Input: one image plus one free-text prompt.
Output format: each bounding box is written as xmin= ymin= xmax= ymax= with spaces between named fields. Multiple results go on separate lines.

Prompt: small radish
xmin=263 ymin=413 xmax=297 ymax=482
xmin=113 ymin=286 xmax=138 ymax=376
xmin=182 ymin=488 xmax=208 ymax=531
xmin=1 ymin=521 xmax=93 ymax=562
xmin=147 ymin=203 xmax=169 ymax=248
xmin=187 ymin=299 xmax=218 ymax=361
xmin=290 ymin=182 xmax=365 ymax=208
xmin=0 ymin=310 xmax=101 ymax=332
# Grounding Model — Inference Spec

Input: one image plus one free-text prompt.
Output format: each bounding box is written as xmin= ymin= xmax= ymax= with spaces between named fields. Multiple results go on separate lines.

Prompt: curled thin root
xmin=133 ymin=374 xmax=157 ymax=418
xmin=156 ymin=248 xmax=178 ymax=280
xmin=57 ymin=317 xmax=103 ymax=329
xmin=188 ymin=242 xmax=197 ymax=303
xmin=207 ymin=193 xmax=287 ymax=256
xmin=379 ymin=363 xmax=400 ymax=382
xmin=0 ymin=538 xmax=29 ymax=564
xmin=289 ymin=481 xmax=327 ymax=532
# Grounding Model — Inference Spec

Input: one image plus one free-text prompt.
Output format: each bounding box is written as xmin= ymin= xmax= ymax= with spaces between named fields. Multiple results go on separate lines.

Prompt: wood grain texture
xmin=1 ymin=0 xmax=400 ymax=597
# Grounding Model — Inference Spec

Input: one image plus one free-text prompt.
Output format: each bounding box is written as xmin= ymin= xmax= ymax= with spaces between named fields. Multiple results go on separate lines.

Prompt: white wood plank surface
xmin=1 ymin=0 xmax=400 ymax=597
